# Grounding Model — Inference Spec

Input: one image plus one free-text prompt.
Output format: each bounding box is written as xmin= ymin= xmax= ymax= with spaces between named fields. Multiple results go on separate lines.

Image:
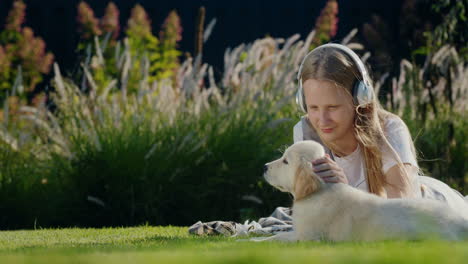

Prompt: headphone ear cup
xmin=296 ymin=84 xmax=307 ymax=113
xmin=354 ymin=81 xmax=373 ymax=105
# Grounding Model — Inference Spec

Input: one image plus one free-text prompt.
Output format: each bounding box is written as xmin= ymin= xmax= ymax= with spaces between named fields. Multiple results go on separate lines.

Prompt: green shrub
xmin=380 ymin=45 xmax=468 ymax=191
xmin=0 ymin=29 xmax=318 ymax=228
xmin=405 ymin=107 xmax=468 ymax=191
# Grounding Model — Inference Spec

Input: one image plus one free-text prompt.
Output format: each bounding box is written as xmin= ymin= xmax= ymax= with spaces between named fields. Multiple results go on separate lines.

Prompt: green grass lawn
xmin=1 ymin=226 xmax=468 ymax=263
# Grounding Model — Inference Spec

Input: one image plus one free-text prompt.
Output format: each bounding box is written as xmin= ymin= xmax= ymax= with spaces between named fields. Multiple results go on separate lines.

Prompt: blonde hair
xmin=300 ymin=46 xmax=416 ymax=196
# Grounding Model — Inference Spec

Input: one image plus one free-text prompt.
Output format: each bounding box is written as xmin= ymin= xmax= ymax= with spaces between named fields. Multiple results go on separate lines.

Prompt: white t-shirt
xmin=293 ymin=116 xmax=420 ymax=195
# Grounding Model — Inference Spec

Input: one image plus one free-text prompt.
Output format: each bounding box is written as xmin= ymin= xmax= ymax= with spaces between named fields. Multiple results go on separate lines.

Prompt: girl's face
xmin=303 ymin=79 xmax=356 ymax=146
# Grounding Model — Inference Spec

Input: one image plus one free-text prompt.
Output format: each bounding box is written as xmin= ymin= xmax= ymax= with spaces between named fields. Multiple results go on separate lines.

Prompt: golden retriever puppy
xmin=256 ymin=140 xmax=468 ymax=242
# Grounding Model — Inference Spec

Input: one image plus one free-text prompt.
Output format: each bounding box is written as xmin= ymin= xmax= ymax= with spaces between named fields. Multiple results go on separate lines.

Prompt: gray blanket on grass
xmin=188 ymin=207 xmax=292 ymax=237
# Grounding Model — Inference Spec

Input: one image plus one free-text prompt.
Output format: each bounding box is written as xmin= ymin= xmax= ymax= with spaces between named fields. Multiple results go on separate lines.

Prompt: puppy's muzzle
xmin=263 ymin=164 xmax=268 ymax=173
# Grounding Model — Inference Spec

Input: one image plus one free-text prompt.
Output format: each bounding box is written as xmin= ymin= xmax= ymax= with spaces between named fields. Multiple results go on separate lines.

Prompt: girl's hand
xmin=312 ymin=154 xmax=348 ymax=184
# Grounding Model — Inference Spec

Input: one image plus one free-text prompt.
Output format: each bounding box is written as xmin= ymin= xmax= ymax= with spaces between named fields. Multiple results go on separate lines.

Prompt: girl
xmin=293 ymin=43 xmax=468 ymax=211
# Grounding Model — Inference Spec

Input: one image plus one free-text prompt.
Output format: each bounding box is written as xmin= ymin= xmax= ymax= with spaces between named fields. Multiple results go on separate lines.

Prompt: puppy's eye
xmin=283 ymin=159 xmax=288 ymax=165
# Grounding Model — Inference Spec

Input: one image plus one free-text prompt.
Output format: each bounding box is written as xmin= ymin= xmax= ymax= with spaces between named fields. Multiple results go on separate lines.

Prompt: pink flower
xmin=5 ymin=0 xmax=26 ymax=32
xmin=159 ymin=10 xmax=183 ymax=47
xmin=126 ymin=4 xmax=152 ymax=37
xmin=77 ymin=1 xmax=102 ymax=39
xmin=101 ymin=2 xmax=120 ymax=40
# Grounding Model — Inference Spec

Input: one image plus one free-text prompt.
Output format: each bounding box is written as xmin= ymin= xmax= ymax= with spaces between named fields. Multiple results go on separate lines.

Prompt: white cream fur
xmin=257 ymin=140 xmax=468 ymax=242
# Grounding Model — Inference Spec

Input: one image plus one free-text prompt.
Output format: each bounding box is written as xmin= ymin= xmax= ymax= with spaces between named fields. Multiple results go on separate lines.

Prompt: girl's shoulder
xmin=384 ymin=115 xmax=406 ymax=128
xmin=383 ymin=115 xmax=411 ymax=138
xmin=381 ymin=114 xmax=418 ymax=172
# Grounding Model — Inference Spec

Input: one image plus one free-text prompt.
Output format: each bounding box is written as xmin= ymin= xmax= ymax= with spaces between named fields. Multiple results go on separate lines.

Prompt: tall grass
xmin=1 ymin=29 xmax=340 ymax=228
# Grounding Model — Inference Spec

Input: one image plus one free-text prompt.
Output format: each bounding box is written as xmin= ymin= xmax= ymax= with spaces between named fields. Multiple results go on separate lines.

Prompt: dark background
xmin=0 ymin=0 xmax=404 ymax=77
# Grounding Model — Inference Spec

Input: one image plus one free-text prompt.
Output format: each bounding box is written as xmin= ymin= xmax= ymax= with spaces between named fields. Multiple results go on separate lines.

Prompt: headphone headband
xmin=296 ymin=43 xmax=371 ymax=89
xmin=295 ymin=43 xmax=374 ymax=112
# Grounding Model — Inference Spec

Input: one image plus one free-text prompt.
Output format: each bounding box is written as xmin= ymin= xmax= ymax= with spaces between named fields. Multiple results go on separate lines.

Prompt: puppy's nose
xmin=263 ymin=164 xmax=268 ymax=173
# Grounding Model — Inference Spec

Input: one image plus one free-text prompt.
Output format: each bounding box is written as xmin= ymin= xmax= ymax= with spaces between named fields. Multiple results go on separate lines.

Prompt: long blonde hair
xmin=300 ymin=45 xmax=416 ymax=196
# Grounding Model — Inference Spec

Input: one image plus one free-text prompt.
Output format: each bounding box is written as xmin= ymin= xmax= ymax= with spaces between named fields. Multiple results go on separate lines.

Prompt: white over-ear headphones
xmin=295 ymin=43 xmax=374 ymax=113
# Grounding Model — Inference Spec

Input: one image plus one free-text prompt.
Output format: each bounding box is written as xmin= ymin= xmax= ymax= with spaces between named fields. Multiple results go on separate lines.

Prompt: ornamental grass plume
xmin=77 ymin=1 xmax=102 ymax=40
xmin=5 ymin=0 xmax=26 ymax=32
xmin=100 ymin=2 xmax=120 ymax=41
xmin=310 ymin=0 xmax=339 ymax=48
xmin=386 ymin=45 xmax=467 ymax=120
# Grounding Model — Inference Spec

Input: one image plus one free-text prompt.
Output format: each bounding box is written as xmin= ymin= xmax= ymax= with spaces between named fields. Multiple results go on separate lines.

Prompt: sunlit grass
xmin=1 ymin=226 xmax=468 ymax=264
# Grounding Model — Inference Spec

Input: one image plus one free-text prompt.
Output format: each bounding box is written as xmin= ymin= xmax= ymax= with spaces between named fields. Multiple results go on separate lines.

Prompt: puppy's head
xmin=263 ymin=140 xmax=326 ymax=201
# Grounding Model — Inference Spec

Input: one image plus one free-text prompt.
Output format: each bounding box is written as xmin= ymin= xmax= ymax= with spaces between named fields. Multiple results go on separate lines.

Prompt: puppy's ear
xmin=293 ymin=158 xmax=322 ymax=201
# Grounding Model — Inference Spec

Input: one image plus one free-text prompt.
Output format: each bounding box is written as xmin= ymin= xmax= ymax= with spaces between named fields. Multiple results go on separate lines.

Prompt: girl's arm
xmin=382 ymin=117 xmax=420 ymax=199
xmin=384 ymin=163 xmax=419 ymax=198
